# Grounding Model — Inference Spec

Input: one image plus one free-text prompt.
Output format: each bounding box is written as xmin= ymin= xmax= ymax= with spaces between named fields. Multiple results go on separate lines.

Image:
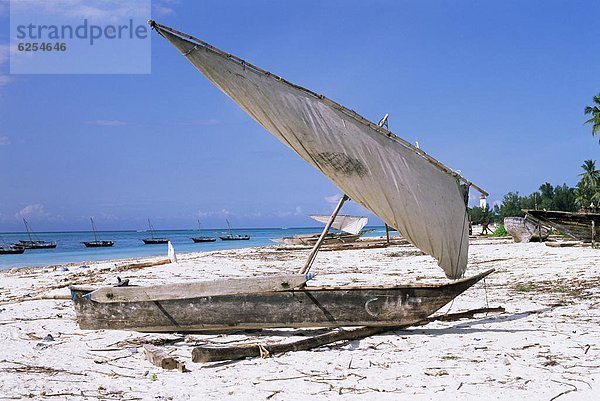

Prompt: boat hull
xmin=524 ymin=210 xmax=600 ymax=243
xmin=70 ymin=269 xmax=493 ymax=332
xmin=83 ymin=241 xmax=114 ymax=248
xmin=18 ymin=240 xmax=57 ymax=249
xmin=191 ymin=237 xmax=217 ymax=243
xmin=0 ymin=247 xmax=25 ymax=255
xmin=504 ymin=217 xmax=549 ymax=243
xmin=219 ymin=236 xmax=250 ymax=241
xmin=142 ymin=239 xmax=170 ymax=244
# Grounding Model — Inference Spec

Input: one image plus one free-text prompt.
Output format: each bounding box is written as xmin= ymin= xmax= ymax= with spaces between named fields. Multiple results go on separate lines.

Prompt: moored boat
xmin=219 ymin=219 xmax=250 ymax=241
xmin=82 ymin=218 xmax=114 ymax=248
xmin=0 ymin=245 xmax=25 ymax=255
xmin=142 ymin=219 xmax=169 ymax=244
xmin=19 ymin=218 xmax=57 ymax=249
xmin=191 ymin=219 xmax=216 ymax=242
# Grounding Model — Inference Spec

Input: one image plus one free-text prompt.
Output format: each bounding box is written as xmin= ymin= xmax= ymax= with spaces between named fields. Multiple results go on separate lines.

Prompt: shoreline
xmin=0 ymin=237 xmax=598 ymax=400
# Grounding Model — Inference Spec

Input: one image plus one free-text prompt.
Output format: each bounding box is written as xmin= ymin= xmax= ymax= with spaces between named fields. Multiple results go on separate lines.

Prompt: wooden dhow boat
xmin=524 ymin=209 xmax=599 ymax=243
xmin=19 ymin=218 xmax=57 ymax=249
xmin=191 ymin=219 xmax=216 ymax=243
xmin=274 ymin=215 xmax=370 ymax=246
xmin=142 ymin=219 xmax=169 ymax=244
xmin=504 ymin=216 xmax=550 ymax=243
xmin=69 ymin=22 xmax=493 ymax=332
xmin=82 ymin=217 xmax=114 ymax=248
xmin=219 ymin=219 xmax=250 ymax=241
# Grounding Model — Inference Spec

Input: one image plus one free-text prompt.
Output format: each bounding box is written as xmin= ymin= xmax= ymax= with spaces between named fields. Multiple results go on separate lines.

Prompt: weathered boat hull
xmin=504 ymin=217 xmax=549 ymax=243
xmin=275 ymin=233 xmax=362 ymax=246
xmin=524 ymin=210 xmax=599 ymax=243
xmin=70 ymin=269 xmax=493 ymax=332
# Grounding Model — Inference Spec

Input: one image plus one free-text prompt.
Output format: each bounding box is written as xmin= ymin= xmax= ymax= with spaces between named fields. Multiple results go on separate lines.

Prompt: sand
xmin=0 ymin=236 xmax=598 ymax=400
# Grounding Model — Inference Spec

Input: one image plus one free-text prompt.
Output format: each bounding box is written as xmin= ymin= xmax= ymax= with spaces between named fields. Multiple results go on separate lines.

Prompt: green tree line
xmin=469 ymin=93 xmax=600 ymax=225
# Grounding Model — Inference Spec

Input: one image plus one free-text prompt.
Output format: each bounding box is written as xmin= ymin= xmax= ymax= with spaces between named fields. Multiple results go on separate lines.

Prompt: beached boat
xmin=69 ymin=22 xmax=492 ymax=332
xmin=18 ymin=218 xmax=57 ymax=249
xmin=219 ymin=219 xmax=250 ymax=241
xmin=524 ymin=209 xmax=599 ymax=243
xmin=275 ymin=215 xmax=369 ymax=245
xmin=191 ymin=220 xmax=216 ymax=242
xmin=0 ymin=245 xmax=25 ymax=255
xmin=82 ymin=218 xmax=114 ymax=248
xmin=142 ymin=219 xmax=169 ymax=244
xmin=504 ymin=216 xmax=550 ymax=243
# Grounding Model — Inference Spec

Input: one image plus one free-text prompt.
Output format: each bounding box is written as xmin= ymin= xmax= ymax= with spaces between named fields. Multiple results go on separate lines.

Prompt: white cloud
xmin=84 ymin=119 xmax=127 ymax=126
xmin=294 ymin=206 xmax=303 ymax=216
xmin=324 ymin=193 xmax=342 ymax=204
xmin=15 ymin=203 xmax=49 ymax=220
xmin=0 ymin=135 xmax=9 ymax=145
xmin=10 ymin=0 xmax=150 ymax=23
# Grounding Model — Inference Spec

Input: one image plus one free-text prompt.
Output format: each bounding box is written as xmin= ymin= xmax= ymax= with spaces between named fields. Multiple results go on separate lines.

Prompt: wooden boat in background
xmin=0 ymin=245 xmax=25 ymax=255
xmin=504 ymin=217 xmax=550 ymax=243
xmin=191 ymin=220 xmax=216 ymax=242
xmin=142 ymin=219 xmax=169 ymax=244
xmin=82 ymin=218 xmax=114 ymax=248
xmin=524 ymin=209 xmax=599 ymax=243
xmin=274 ymin=215 xmax=370 ymax=245
xmin=219 ymin=219 xmax=250 ymax=241
xmin=69 ymin=22 xmax=493 ymax=333
xmin=19 ymin=218 xmax=57 ymax=249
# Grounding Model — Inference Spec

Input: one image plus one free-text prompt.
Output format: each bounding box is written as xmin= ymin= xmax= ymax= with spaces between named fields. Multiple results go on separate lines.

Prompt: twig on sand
xmin=549 ymin=380 xmax=577 ymax=400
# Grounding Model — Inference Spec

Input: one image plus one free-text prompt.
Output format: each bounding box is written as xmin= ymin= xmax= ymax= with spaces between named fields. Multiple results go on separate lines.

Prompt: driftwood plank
xmin=89 ymin=274 xmax=311 ymax=303
xmin=115 ymin=259 xmax=171 ymax=271
xmin=191 ymin=306 xmax=505 ymax=362
xmin=142 ymin=344 xmax=186 ymax=372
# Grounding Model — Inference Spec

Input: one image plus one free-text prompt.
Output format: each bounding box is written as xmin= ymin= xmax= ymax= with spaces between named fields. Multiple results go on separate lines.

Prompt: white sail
xmin=167 ymin=241 xmax=177 ymax=264
xmin=152 ymin=23 xmax=481 ymax=279
xmin=309 ymin=214 xmax=368 ymax=235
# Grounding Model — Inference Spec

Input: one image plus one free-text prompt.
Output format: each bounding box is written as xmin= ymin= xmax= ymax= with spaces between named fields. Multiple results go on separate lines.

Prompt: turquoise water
xmin=0 ymin=226 xmax=386 ymax=269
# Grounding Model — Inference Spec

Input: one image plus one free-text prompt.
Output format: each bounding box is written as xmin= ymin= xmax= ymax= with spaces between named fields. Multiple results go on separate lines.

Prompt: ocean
xmin=0 ymin=226 xmax=387 ymax=270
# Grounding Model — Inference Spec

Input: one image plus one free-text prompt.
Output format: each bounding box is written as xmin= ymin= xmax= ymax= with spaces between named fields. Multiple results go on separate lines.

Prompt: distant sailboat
xmin=19 ymin=218 xmax=57 ymax=249
xmin=191 ymin=220 xmax=216 ymax=243
xmin=142 ymin=219 xmax=169 ymax=244
xmin=82 ymin=218 xmax=114 ymax=248
xmin=274 ymin=215 xmax=370 ymax=245
xmin=219 ymin=219 xmax=250 ymax=241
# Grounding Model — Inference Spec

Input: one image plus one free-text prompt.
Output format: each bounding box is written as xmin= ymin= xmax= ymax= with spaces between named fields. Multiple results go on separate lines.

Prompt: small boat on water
xmin=504 ymin=216 xmax=550 ymax=243
xmin=0 ymin=244 xmax=25 ymax=255
xmin=219 ymin=219 xmax=250 ymax=241
xmin=19 ymin=218 xmax=57 ymax=249
xmin=82 ymin=218 xmax=114 ymax=248
xmin=274 ymin=215 xmax=370 ymax=245
xmin=191 ymin=219 xmax=216 ymax=243
xmin=142 ymin=219 xmax=169 ymax=244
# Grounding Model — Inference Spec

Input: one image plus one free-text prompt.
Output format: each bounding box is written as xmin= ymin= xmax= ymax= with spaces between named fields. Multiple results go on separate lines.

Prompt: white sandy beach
xmin=0 ymin=236 xmax=598 ymax=400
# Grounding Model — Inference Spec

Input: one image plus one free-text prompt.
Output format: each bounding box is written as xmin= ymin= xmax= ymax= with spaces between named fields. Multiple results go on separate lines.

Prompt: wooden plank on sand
xmin=143 ymin=344 xmax=186 ymax=372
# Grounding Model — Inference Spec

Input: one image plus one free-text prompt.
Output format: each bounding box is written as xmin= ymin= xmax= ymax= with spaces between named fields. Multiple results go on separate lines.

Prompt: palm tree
xmin=584 ymin=93 xmax=600 ymax=143
xmin=576 ymin=160 xmax=600 ymax=209
xmin=578 ymin=160 xmax=600 ymax=188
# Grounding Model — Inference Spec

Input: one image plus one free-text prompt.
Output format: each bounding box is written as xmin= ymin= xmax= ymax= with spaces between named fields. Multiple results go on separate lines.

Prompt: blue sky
xmin=0 ymin=0 xmax=599 ymax=231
